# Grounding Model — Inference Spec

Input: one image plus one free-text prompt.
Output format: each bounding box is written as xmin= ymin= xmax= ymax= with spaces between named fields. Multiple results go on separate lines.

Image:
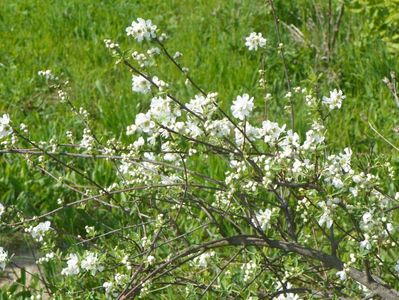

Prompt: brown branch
xmin=120 ymin=235 xmax=399 ymax=299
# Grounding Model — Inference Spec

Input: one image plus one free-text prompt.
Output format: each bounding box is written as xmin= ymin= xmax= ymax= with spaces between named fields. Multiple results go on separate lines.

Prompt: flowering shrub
xmin=0 ymin=14 xmax=398 ymax=300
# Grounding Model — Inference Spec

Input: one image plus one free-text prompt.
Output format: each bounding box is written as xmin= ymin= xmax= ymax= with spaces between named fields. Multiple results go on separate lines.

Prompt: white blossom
xmin=126 ymin=18 xmax=157 ymax=42
xmin=126 ymin=124 xmax=137 ymax=136
xmin=37 ymin=252 xmax=55 ymax=264
xmin=186 ymin=95 xmax=207 ymax=115
xmin=0 ymin=114 xmax=12 ymax=139
xmin=148 ymin=96 xmax=179 ymax=126
xmin=61 ymin=254 xmax=80 ymax=276
xmin=80 ymin=128 xmax=95 ymax=150
xmin=158 ymin=32 xmax=168 ymax=42
xmin=81 ymin=251 xmax=103 ymax=275
xmin=205 ymin=118 xmax=232 ymax=138
xmin=134 ymin=113 xmax=155 ymax=134
xmin=28 ymin=221 xmax=51 ymax=241
xmin=360 ymin=234 xmax=372 ymax=251
xmin=322 ymin=89 xmax=345 ymax=110
xmin=0 ymin=247 xmax=8 ymax=271
xmin=115 ymin=273 xmax=128 ymax=285
xmin=132 ymin=51 xmax=147 ymax=67
xmin=242 ymin=261 xmax=257 ymax=282
xmin=245 ymin=32 xmax=267 ymax=51
xmin=386 ymin=223 xmax=394 ymax=234
xmin=318 ymin=201 xmax=333 ymax=228
xmin=302 ymin=124 xmax=325 ymax=151
xmin=152 ymin=76 xmax=168 ymax=91
xmin=132 ymin=137 xmax=145 ymax=148
xmin=193 ymin=251 xmax=215 ymax=268
xmin=0 ymin=203 xmax=4 ymax=218
xmin=132 ymin=75 xmax=151 ymax=94
xmin=292 ymin=159 xmax=304 ymax=175
xmin=336 ymin=269 xmax=347 ymax=281
xmin=331 ymin=177 xmax=344 ymax=189
xmin=147 ymin=255 xmax=155 ymax=265
xmin=279 ymin=130 xmax=300 ymax=157
xmin=252 ymin=209 xmax=272 ymax=230
xmin=103 ymin=281 xmax=114 ymax=294
xmin=38 ymin=69 xmax=57 ymax=80
xmin=395 ymin=260 xmax=399 ymax=274
xmin=185 ymin=120 xmax=203 ymax=138
xmin=85 ymin=226 xmax=95 ymax=236
xmin=147 ymin=47 xmax=161 ymax=56
xmin=104 ymin=39 xmax=119 ymax=50
xmin=362 ymin=212 xmax=373 ymax=226
xmin=231 ymin=94 xmax=254 ymax=120
xmin=260 ymin=120 xmax=286 ymax=144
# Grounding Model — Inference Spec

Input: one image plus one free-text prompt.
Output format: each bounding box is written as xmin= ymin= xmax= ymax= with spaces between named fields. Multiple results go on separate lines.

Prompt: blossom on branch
xmin=126 ymin=18 xmax=157 ymax=42
xmin=245 ymin=32 xmax=267 ymax=51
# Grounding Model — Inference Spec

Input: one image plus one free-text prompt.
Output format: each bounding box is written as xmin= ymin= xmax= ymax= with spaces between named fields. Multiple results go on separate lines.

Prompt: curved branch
xmin=121 ymin=235 xmax=399 ymax=299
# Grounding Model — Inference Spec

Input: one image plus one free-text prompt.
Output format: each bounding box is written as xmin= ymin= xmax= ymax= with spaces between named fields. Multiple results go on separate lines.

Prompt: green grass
xmin=1 ymin=0 xmax=398 ymax=148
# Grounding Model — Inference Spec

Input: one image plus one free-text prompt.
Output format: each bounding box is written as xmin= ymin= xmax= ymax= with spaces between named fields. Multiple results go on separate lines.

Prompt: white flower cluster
xmin=317 ymin=199 xmax=340 ymax=228
xmin=152 ymin=76 xmax=168 ymax=91
xmin=57 ymin=89 xmax=67 ymax=102
xmin=80 ymin=128 xmax=95 ymax=150
xmin=132 ymin=75 xmax=151 ymax=94
xmin=37 ymin=252 xmax=55 ymax=264
xmin=26 ymin=221 xmax=51 ymax=242
xmin=121 ymin=254 xmax=132 ymax=271
xmin=252 ymin=208 xmax=273 ymax=230
xmin=132 ymin=51 xmax=148 ymax=68
xmin=231 ymin=94 xmax=254 ymax=120
xmin=104 ymin=39 xmax=119 ymax=50
xmin=131 ymin=74 xmax=168 ymax=94
xmin=193 ymin=251 xmax=215 ymax=268
xmin=0 ymin=203 xmax=4 ymax=218
xmin=0 ymin=247 xmax=8 ymax=271
xmin=104 ymin=39 xmax=119 ymax=55
xmin=128 ymin=97 xmax=179 ymax=137
xmin=186 ymin=94 xmax=217 ymax=117
xmin=103 ymin=273 xmax=129 ymax=297
xmin=126 ymin=18 xmax=157 ymax=42
xmin=245 ymin=32 xmax=267 ymax=51
xmin=81 ymin=251 xmax=103 ymax=275
xmin=61 ymin=253 xmax=79 ymax=276
xmin=0 ymin=114 xmax=12 ymax=139
xmin=336 ymin=254 xmax=356 ymax=281
xmin=147 ymin=47 xmax=161 ymax=57
xmin=85 ymin=225 xmax=96 ymax=237
xmin=322 ymin=89 xmax=345 ymax=110
xmin=356 ymin=198 xmax=395 ymax=251
xmin=61 ymin=251 xmax=103 ymax=276
xmin=242 ymin=260 xmax=257 ymax=282
xmin=323 ymin=147 xmax=352 ymax=189
xmin=220 ymin=118 xmax=330 ymax=203
xmin=302 ymin=122 xmax=325 ymax=151
xmin=205 ymin=118 xmax=232 ymax=138
xmin=146 ymin=255 xmax=156 ymax=265
xmin=103 ymin=281 xmax=114 ymax=295
xmin=38 ymin=69 xmax=58 ymax=81
xmin=78 ymin=107 xmax=90 ymax=119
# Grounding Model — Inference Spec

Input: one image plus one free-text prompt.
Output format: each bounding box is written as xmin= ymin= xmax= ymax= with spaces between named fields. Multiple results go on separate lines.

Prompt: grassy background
xmin=0 ymin=0 xmax=399 ymax=254
xmin=1 ymin=1 xmax=398 ymax=149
